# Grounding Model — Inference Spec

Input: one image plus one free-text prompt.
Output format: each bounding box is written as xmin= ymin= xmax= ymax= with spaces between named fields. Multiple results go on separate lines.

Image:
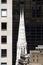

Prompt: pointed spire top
xmin=20 ymin=9 xmax=24 ymax=18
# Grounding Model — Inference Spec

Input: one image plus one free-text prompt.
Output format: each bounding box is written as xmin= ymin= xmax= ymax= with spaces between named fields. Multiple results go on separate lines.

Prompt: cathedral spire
xmin=15 ymin=9 xmax=27 ymax=65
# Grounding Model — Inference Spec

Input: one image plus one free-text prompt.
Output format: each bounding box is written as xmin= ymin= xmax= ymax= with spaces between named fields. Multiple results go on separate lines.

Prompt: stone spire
xmin=15 ymin=9 xmax=27 ymax=65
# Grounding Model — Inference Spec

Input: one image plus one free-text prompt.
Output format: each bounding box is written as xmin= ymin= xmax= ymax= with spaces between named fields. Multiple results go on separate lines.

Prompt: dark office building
xmin=13 ymin=0 xmax=43 ymax=65
xmin=12 ymin=0 xmax=20 ymax=65
xmin=24 ymin=0 xmax=43 ymax=53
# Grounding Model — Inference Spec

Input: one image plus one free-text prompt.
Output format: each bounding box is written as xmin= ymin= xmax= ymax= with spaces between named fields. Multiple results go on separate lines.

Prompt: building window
xmin=1 ymin=22 xmax=7 ymax=30
xmin=37 ymin=59 xmax=38 ymax=62
xmin=1 ymin=49 xmax=7 ymax=57
xmin=1 ymin=36 xmax=7 ymax=44
xmin=32 ymin=6 xmax=41 ymax=18
xmin=1 ymin=63 xmax=7 ymax=65
xmin=1 ymin=0 xmax=7 ymax=3
xmin=33 ymin=59 xmax=35 ymax=62
xmin=32 ymin=7 xmax=36 ymax=17
xmin=36 ymin=6 xmax=41 ymax=17
xmin=1 ymin=9 xmax=7 ymax=17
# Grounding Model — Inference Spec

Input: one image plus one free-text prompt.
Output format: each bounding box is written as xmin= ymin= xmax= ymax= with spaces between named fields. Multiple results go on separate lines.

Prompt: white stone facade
xmin=0 ymin=0 xmax=12 ymax=65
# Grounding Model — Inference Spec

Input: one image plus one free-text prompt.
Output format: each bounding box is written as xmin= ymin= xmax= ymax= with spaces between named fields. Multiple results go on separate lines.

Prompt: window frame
xmin=1 ymin=63 xmax=7 ymax=65
xmin=1 ymin=22 xmax=7 ymax=30
xmin=1 ymin=49 xmax=7 ymax=57
xmin=1 ymin=0 xmax=7 ymax=4
xmin=1 ymin=9 xmax=7 ymax=17
xmin=1 ymin=36 xmax=7 ymax=44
